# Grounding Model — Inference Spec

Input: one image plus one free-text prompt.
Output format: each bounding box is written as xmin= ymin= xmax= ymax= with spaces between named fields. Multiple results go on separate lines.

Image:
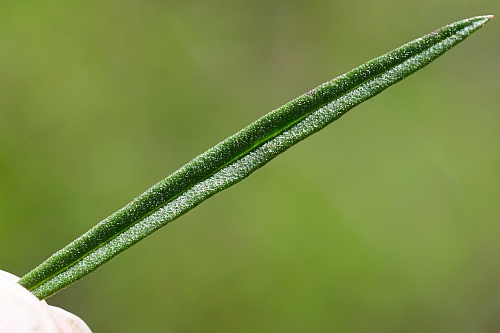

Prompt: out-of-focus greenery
xmin=1 ymin=1 xmax=498 ymax=332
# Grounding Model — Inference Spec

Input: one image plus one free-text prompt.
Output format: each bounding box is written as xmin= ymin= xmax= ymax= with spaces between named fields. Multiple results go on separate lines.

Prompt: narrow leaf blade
xmin=19 ymin=15 xmax=493 ymax=299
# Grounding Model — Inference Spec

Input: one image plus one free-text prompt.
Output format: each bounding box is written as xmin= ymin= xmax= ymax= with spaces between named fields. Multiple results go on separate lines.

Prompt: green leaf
xmin=19 ymin=15 xmax=493 ymax=299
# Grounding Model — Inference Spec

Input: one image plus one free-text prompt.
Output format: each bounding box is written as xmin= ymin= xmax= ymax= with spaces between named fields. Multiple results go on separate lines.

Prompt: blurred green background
xmin=1 ymin=1 xmax=499 ymax=332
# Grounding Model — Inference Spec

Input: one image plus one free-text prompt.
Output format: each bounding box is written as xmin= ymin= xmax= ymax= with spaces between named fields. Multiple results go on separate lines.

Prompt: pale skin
xmin=0 ymin=270 xmax=91 ymax=333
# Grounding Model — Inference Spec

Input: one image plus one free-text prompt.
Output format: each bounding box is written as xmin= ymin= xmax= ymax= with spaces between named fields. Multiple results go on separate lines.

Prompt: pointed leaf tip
xmin=478 ymin=14 xmax=494 ymax=23
xmin=478 ymin=15 xmax=494 ymax=30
